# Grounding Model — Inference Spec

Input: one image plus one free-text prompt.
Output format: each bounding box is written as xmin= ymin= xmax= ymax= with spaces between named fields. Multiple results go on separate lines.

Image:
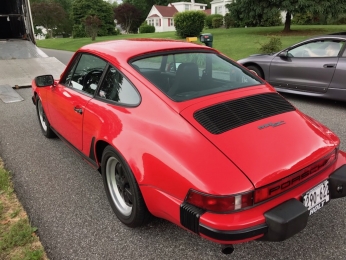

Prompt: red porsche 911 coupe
xmin=32 ymin=39 xmax=346 ymax=254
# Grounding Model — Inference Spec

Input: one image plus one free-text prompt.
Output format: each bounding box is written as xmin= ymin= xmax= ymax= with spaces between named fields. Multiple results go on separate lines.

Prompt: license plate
xmin=303 ymin=180 xmax=329 ymax=216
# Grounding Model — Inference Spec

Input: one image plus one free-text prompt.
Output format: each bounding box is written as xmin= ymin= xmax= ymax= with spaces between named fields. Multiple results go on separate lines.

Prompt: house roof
xmin=154 ymin=5 xmax=178 ymax=17
xmin=148 ymin=14 xmax=160 ymax=18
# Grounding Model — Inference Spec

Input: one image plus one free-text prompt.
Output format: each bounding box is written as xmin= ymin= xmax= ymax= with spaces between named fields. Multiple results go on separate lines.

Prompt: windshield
xmin=131 ymin=52 xmax=261 ymax=101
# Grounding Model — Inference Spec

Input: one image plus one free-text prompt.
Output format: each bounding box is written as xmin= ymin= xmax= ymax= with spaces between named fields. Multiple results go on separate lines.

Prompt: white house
xmin=210 ymin=0 xmax=231 ymax=16
xmin=171 ymin=0 xmax=207 ymax=12
xmin=146 ymin=5 xmax=178 ymax=32
xmin=146 ymin=0 xmax=208 ymax=33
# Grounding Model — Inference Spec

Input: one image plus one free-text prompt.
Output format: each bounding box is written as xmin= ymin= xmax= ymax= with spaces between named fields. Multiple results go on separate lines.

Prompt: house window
xmin=156 ymin=19 xmax=159 ymax=26
xmin=200 ymin=6 xmax=203 ymax=9
xmin=168 ymin=18 xmax=174 ymax=26
xmin=214 ymin=7 xmax=217 ymax=14
xmin=185 ymin=4 xmax=190 ymax=11
xmin=218 ymin=6 xmax=222 ymax=14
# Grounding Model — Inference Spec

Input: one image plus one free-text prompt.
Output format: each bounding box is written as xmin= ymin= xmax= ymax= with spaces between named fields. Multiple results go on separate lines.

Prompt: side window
xmin=211 ymin=55 xmax=231 ymax=81
xmin=211 ymin=55 xmax=259 ymax=85
xmin=342 ymin=43 xmax=346 ymax=57
xmin=61 ymin=53 xmax=107 ymax=95
xmin=61 ymin=54 xmax=80 ymax=86
xmin=133 ymin=56 xmax=162 ymax=70
xmin=97 ymin=66 xmax=140 ymax=105
xmin=288 ymin=40 xmax=342 ymax=58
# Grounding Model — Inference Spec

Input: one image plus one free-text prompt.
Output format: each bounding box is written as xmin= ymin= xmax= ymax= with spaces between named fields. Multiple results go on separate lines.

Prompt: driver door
xmin=46 ymin=53 xmax=107 ymax=150
xmin=269 ymin=40 xmax=341 ymax=93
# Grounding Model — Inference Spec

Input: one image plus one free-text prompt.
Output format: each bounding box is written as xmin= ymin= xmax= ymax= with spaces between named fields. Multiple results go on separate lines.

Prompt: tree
xmin=31 ymin=1 xmax=68 ymax=38
xmin=72 ymin=0 xmax=115 ymax=37
xmin=84 ymin=15 xmax=102 ymax=40
xmin=30 ymin=0 xmax=72 ymax=13
xmin=114 ymin=3 xmax=142 ymax=33
xmin=226 ymin=0 xmax=346 ymax=32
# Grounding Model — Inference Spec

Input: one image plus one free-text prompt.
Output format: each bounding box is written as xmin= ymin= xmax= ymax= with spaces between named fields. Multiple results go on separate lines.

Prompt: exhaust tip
xmin=221 ymin=244 xmax=234 ymax=255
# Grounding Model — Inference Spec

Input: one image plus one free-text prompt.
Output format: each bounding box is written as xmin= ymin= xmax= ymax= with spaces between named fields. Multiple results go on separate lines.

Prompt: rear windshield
xmin=131 ymin=52 xmax=261 ymax=101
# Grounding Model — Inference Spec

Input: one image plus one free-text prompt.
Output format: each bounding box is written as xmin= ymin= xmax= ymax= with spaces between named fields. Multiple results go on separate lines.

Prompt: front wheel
xmin=101 ymin=146 xmax=151 ymax=227
xmin=36 ymin=97 xmax=55 ymax=138
xmin=246 ymin=65 xmax=264 ymax=79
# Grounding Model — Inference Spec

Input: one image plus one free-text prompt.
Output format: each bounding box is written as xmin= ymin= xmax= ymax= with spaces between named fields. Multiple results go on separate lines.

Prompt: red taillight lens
xmin=254 ymin=148 xmax=338 ymax=204
xmin=185 ymin=190 xmax=253 ymax=213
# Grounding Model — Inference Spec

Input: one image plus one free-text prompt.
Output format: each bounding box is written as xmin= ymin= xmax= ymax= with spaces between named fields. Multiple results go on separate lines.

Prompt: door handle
xmin=323 ymin=64 xmax=336 ymax=68
xmin=74 ymin=107 xmax=83 ymax=114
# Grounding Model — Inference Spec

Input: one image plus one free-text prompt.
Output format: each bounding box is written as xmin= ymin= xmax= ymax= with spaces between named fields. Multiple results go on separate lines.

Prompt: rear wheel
xmin=246 ymin=65 xmax=264 ymax=79
xmin=101 ymin=146 xmax=151 ymax=227
xmin=36 ymin=97 xmax=55 ymax=138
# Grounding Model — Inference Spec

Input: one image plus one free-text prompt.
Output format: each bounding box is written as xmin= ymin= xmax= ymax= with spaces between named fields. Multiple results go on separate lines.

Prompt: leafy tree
xmin=30 ymin=0 xmax=72 ymax=13
xmin=226 ymin=0 xmax=346 ymax=32
xmin=84 ymin=15 xmax=102 ymax=40
xmin=31 ymin=1 xmax=68 ymax=37
xmin=114 ymin=3 xmax=142 ymax=33
xmin=72 ymin=0 xmax=115 ymax=37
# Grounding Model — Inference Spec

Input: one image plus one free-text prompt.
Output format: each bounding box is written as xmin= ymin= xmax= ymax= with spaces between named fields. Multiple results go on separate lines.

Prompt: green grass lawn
xmin=37 ymin=25 xmax=346 ymax=60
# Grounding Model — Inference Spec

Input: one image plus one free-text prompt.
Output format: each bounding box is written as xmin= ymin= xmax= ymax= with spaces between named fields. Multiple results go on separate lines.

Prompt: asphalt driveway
xmin=0 ymin=51 xmax=346 ymax=259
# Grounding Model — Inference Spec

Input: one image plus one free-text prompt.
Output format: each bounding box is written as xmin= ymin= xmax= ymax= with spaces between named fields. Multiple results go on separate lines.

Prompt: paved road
xmin=40 ymin=48 xmax=74 ymax=65
xmin=1 ymin=49 xmax=346 ymax=259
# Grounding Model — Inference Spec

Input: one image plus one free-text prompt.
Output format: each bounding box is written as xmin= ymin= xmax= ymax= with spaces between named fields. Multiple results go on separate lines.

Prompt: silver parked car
xmin=238 ymin=33 xmax=346 ymax=102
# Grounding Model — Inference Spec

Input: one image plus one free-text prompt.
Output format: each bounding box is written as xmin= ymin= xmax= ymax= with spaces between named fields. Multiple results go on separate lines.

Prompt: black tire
xmin=101 ymin=146 xmax=151 ymax=227
xmin=246 ymin=65 xmax=264 ymax=79
xmin=36 ymin=97 xmax=55 ymax=138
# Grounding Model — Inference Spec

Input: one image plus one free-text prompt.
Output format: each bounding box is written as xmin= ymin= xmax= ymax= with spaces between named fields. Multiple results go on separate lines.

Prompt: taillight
xmin=185 ymin=190 xmax=253 ymax=213
xmin=254 ymin=148 xmax=338 ymax=204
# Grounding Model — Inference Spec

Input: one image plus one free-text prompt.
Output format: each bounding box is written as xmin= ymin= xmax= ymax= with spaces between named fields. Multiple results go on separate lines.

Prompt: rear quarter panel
xmin=82 ymin=71 xmax=254 ymax=204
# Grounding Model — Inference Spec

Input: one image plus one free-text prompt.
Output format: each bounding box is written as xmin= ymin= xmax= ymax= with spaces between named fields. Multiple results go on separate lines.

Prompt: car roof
xmin=79 ymin=39 xmax=216 ymax=62
xmin=313 ymin=32 xmax=346 ymax=40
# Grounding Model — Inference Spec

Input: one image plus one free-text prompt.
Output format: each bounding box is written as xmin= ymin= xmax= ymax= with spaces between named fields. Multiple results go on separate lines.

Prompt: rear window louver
xmin=193 ymin=93 xmax=295 ymax=134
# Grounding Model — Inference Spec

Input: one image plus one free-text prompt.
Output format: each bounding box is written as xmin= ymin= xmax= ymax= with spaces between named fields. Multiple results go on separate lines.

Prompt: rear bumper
xmin=181 ymin=164 xmax=346 ymax=243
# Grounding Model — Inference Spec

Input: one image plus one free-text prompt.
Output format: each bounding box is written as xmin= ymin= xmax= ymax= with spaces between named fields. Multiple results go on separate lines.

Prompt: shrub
xmin=292 ymin=13 xmax=324 ymax=25
xmin=212 ymin=16 xmax=223 ymax=28
xmin=327 ymin=14 xmax=346 ymax=25
xmin=174 ymin=11 xmax=206 ymax=38
xmin=114 ymin=28 xmax=121 ymax=35
xmin=224 ymin=13 xmax=234 ymax=29
xmin=205 ymin=14 xmax=223 ymax=28
xmin=139 ymin=23 xmax=155 ymax=33
xmin=258 ymin=37 xmax=282 ymax=53
xmin=72 ymin=24 xmax=87 ymax=38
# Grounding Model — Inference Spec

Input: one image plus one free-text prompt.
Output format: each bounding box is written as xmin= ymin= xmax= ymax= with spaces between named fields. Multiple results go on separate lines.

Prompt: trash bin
xmin=200 ymin=33 xmax=213 ymax=47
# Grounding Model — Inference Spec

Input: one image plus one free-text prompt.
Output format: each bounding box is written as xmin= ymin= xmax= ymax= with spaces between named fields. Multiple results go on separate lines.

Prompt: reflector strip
xmin=254 ymin=149 xmax=337 ymax=204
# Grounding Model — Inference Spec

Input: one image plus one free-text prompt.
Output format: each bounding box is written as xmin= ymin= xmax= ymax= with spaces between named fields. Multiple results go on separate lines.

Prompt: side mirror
xmin=278 ymin=51 xmax=288 ymax=57
xmin=35 ymin=75 xmax=54 ymax=87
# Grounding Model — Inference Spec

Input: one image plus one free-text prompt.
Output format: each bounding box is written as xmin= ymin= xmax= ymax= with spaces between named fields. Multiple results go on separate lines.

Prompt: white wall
xmin=171 ymin=1 xmax=206 ymax=12
xmin=211 ymin=0 xmax=231 ymax=16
